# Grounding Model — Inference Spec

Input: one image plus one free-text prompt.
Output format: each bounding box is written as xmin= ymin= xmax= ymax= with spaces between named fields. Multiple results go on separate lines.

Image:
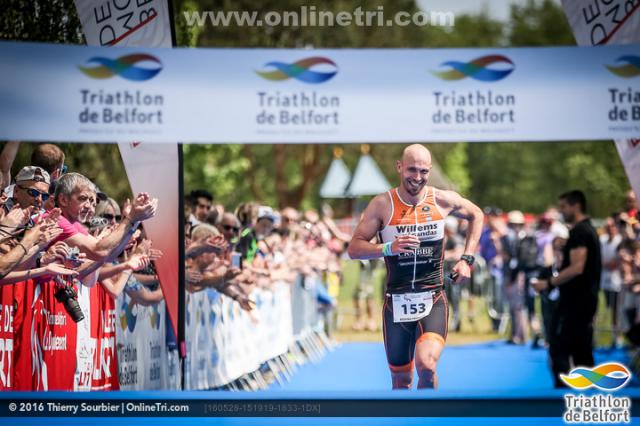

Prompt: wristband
xmin=382 ymin=242 xmax=393 ymax=257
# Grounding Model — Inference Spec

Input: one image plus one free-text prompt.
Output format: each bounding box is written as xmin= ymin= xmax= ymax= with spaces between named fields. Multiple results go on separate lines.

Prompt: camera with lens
xmin=54 ymin=278 xmax=84 ymax=323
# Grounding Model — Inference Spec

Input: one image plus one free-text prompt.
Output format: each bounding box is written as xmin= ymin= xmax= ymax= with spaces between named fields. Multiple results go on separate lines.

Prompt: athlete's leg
xmin=382 ymin=296 xmax=417 ymax=389
xmin=414 ymin=291 xmax=448 ymax=389
xmin=414 ymin=334 xmax=445 ymax=388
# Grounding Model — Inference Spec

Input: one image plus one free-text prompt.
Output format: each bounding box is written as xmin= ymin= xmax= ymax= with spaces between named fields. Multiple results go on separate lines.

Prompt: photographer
xmin=532 ymin=190 xmax=601 ymax=388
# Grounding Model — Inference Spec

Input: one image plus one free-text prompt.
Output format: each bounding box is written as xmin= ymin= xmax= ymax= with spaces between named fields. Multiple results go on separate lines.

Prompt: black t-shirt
xmin=559 ymin=218 xmax=601 ymax=318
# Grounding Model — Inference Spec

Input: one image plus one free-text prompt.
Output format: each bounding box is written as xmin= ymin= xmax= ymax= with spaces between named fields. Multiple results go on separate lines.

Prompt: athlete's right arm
xmin=347 ymin=194 xmax=419 ymax=260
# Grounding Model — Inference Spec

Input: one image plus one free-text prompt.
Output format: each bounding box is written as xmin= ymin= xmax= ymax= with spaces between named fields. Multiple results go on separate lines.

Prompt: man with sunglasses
xmin=216 ymin=213 xmax=242 ymax=245
xmin=4 ymin=166 xmax=51 ymax=213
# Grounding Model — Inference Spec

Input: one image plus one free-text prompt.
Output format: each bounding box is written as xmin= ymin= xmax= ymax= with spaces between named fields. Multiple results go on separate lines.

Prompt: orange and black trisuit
xmin=379 ymin=186 xmax=448 ymax=373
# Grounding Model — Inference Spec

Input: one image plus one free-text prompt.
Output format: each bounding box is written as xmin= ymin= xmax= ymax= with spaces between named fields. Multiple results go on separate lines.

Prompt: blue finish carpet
xmin=272 ymin=341 xmax=637 ymax=392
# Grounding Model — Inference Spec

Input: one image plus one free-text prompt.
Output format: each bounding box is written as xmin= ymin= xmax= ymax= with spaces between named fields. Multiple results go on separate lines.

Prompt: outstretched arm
xmin=63 ymin=193 xmax=157 ymax=261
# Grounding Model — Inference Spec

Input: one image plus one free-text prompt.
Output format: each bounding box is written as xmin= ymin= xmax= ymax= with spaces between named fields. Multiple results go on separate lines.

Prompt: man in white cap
xmin=5 ymin=166 xmax=51 ymax=212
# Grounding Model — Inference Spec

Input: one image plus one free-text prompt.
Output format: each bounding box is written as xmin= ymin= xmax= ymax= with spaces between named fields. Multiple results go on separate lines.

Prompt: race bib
xmin=391 ymin=291 xmax=434 ymax=323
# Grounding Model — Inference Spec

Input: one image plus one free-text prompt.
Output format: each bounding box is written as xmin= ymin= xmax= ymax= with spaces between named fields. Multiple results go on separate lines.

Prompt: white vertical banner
xmin=73 ymin=0 xmax=173 ymax=47
xmin=562 ymin=0 xmax=640 ymax=198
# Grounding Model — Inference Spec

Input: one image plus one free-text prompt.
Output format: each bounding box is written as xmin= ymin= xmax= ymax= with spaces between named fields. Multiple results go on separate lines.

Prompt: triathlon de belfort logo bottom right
xmin=561 ymin=362 xmax=632 ymax=423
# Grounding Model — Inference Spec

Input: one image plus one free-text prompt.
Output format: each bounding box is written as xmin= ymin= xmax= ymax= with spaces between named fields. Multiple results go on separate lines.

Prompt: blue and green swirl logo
xmin=79 ymin=54 xmax=163 ymax=81
xmin=256 ymin=57 xmax=338 ymax=83
xmin=432 ymin=55 xmax=514 ymax=82
xmin=607 ymin=55 xmax=640 ymax=78
xmin=560 ymin=362 xmax=630 ymax=391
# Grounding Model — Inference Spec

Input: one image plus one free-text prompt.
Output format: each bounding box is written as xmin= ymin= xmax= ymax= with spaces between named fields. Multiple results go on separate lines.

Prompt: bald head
xmin=401 ymin=144 xmax=431 ymax=165
xmin=397 ymin=144 xmax=432 ymax=198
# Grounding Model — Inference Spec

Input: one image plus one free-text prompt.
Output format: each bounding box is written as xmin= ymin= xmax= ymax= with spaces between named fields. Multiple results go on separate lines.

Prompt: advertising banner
xmin=1 ymin=42 xmax=639 ymax=143
xmin=115 ymin=293 xmax=168 ymax=390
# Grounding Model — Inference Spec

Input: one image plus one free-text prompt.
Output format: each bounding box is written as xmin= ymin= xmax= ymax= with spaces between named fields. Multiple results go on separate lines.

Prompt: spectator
xmin=532 ymin=190 xmax=602 ymax=388
xmin=4 ymin=166 xmax=51 ymax=213
xmin=618 ymin=239 xmax=640 ymax=337
xmin=625 ymin=190 xmax=637 ymax=220
xmin=216 ymin=212 xmax=241 ymax=245
xmin=479 ymin=207 xmax=507 ymax=332
xmin=237 ymin=206 xmax=276 ymax=263
xmin=504 ymin=210 xmax=529 ymax=344
xmin=205 ymin=209 xmax=220 ymax=227
xmin=600 ymin=217 xmax=624 ymax=348
xmin=235 ymin=202 xmax=259 ymax=229
xmin=95 ymin=197 xmax=122 ymax=228
xmin=31 ymin=143 xmax=66 ymax=181
xmin=536 ymin=222 xmax=569 ymax=350
xmin=188 ymin=189 xmax=213 ymax=227
xmin=53 ymin=172 xmax=157 ymax=262
xmin=531 ymin=211 xmax=556 ymax=347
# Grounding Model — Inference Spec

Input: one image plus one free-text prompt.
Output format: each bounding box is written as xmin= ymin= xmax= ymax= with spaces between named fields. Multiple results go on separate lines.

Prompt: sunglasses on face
xmin=223 ymin=225 xmax=240 ymax=232
xmin=18 ymin=185 xmax=50 ymax=201
xmin=101 ymin=214 xmax=121 ymax=221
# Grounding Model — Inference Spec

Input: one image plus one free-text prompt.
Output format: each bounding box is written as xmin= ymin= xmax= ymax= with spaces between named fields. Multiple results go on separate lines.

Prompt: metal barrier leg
xmin=252 ymin=371 xmax=268 ymax=390
xmin=310 ymin=332 xmax=328 ymax=357
xmin=317 ymin=330 xmax=336 ymax=351
xmin=267 ymin=359 xmax=287 ymax=385
xmin=296 ymin=339 xmax=315 ymax=363
xmin=302 ymin=337 xmax=322 ymax=362
xmin=279 ymin=353 xmax=296 ymax=376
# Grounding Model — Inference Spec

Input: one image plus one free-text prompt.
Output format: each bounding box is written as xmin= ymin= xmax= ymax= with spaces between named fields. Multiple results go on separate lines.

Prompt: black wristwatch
xmin=460 ymin=254 xmax=475 ymax=267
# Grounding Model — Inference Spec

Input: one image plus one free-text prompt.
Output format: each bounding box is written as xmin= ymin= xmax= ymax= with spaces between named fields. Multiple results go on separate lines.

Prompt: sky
xmin=418 ymin=0 xmax=562 ymax=22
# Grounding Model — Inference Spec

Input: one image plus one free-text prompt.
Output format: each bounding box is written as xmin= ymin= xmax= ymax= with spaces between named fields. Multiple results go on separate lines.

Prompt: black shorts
xmin=382 ymin=290 xmax=448 ymax=372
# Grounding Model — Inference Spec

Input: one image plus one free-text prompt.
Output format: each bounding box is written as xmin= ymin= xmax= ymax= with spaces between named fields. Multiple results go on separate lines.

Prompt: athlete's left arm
xmin=435 ymin=190 xmax=484 ymax=281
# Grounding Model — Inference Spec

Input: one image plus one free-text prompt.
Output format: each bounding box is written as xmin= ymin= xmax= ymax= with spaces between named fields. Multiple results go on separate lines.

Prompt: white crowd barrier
xmin=184 ymin=281 xmax=294 ymax=390
xmin=115 ymin=294 xmax=170 ymax=390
